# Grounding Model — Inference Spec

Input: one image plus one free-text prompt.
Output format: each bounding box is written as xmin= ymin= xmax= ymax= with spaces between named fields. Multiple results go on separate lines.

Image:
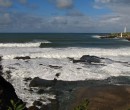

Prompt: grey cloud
xmin=0 ymin=0 xmax=12 ymax=8
xmin=0 ymin=11 xmax=128 ymax=33
xmin=95 ymin=0 xmax=130 ymax=4
xmin=0 ymin=13 xmax=12 ymax=26
xmin=94 ymin=0 xmax=130 ymax=32
xmin=0 ymin=12 xmax=97 ymax=32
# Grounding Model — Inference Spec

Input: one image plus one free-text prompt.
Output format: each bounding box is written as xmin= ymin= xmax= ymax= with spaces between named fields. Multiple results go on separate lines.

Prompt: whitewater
xmin=1 ymin=33 xmax=130 ymax=107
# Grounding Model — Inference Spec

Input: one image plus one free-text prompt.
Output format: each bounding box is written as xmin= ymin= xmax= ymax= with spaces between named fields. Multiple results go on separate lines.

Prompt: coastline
xmin=100 ymin=32 xmax=130 ymax=41
xmin=0 ymin=33 xmax=130 ymax=109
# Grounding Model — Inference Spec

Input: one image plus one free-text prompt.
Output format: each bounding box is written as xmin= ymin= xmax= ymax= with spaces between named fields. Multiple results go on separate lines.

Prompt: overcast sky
xmin=0 ymin=0 xmax=130 ymax=33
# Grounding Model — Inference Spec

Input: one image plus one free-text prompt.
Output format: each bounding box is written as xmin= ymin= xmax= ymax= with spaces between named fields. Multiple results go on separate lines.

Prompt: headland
xmin=100 ymin=32 xmax=130 ymax=40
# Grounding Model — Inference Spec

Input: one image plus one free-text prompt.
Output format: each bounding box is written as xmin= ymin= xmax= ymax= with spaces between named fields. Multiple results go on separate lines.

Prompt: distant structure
xmin=124 ymin=26 xmax=127 ymax=33
xmin=120 ymin=32 xmax=122 ymax=38
xmin=120 ymin=27 xmax=127 ymax=38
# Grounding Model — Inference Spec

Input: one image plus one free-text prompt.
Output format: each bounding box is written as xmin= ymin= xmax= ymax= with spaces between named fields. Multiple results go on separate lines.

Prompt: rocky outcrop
xmin=72 ymin=55 xmax=129 ymax=66
xmin=73 ymin=55 xmax=101 ymax=64
xmin=29 ymin=76 xmax=130 ymax=110
xmin=14 ymin=56 xmax=31 ymax=60
xmin=29 ymin=77 xmax=56 ymax=87
xmin=0 ymin=74 xmax=27 ymax=110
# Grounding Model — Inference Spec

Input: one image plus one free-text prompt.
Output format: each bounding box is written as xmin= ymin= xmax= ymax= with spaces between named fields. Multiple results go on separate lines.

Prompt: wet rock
xmin=33 ymin=100 xmax=43 ymax=106
xmin=0 ymin=65 xmax=3 ymax=71
xmin=55 ymin=73 xmax=61 ymax=78
xmin=80 ymin=55 xmax=100 ymax=63
xmin=14 ymin=56 xmax=31 ymax=60
xmin=29 ymin=77 xmax=53 ymax=87
xmin=77 ymin=68 xmax=82 ymax=69
xmin=0 ymin=65 xmax=3 ymax=75
xmin=39 ymin=64 xmax=43 ymax=65
xmin=37 ymin=88 xmax=45 ymax=94
xmin=49 ymin=65 xmax=62 ymax=69
xmin=28 ymin=106 xmax=40 ymax=110
xmin=25 ymin=60 xmax=29 ymax=63
xmin=73 ymin=55 xmax=101 ymax=64
xmin=0 ymin=56 xmax=2 ymax=61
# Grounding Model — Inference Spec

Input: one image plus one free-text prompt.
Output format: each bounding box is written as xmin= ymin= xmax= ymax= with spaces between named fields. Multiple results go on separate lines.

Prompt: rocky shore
xmin=1 ymin=55 xmax=130 ymax=110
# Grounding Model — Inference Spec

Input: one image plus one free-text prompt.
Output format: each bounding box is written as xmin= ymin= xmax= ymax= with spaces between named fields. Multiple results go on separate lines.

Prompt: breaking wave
xmin=1 ymin=47 xmax=130 ymax=59
xmin=0 ymin=41 xmax=51 ymax=48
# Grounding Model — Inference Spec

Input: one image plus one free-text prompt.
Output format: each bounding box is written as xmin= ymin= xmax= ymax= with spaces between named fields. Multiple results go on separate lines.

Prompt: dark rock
xmin=80 ymin=55 xmax=101 ymax=63
xmin=0 ymin=65 xmax=3 ymax=75
xmin=28 ymin=88 xmax=34 ymax=92
xmin=39 ymin=64 xmax=43 ymax=65
xmin=0 ymin=74 xmax=27 ymax=110
xmin=55 ymin=73 xmax=61 ymax=78
xmin=73 ymin=55 xmax=101 ymax=64
xmin=37 ymin=88 xmax=45 ymax=94
xmin=14 ymin=56 xmax=31 ymax=60
xmin=29 ymin=77 xmax=53 ymax=87
xmin=28 ymin=106 xmax=40 ymax=110
xmin=41 ymin=99 xmax=59 ymax=110
xmin=33 ymin=100 xmax=43 ymax=106
xmin=73 ymin=60 xmax=83 ymax=63
xmin=25 ymin=60 xmax=29 ymax=63
xmin=53 ymin=78 xmax=57 ymax=86
xmin=49 ymin=65 xmax=62 ymax=69
xmin=77 ymin=68 xmax=82 ymax=69
xmin=0 ymin=65 xmax=3 ymax=71
xmin=0 ymin=56 xmax=2 ymax=61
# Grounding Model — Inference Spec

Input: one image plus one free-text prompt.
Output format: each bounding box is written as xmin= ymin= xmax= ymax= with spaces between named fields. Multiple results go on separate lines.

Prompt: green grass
xmin=73 ymin=99 xmax=89 ymax=110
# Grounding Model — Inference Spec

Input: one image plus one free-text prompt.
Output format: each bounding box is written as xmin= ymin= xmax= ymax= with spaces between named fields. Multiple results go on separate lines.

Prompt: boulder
xmin=80 ymin=55 xmax=101 ymax=63
xmin=29 ymin=77 xmax=54 ymax=87
xmin=49 ymin=65 xmax=62 ymax=69
xmin=73 ymin=55 xmax=101 ymax=64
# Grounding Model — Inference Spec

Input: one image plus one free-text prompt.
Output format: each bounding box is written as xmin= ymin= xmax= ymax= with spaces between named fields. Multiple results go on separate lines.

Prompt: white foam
xmin=1 ymin=46 xmax=130 ymax=107
xmin=1 ymin=47 xmax=130 ymax=59
xmin=0 ymin=41 xmax=51 ymax=48
xmin=92 ymin=35 xmax=101 ymax=39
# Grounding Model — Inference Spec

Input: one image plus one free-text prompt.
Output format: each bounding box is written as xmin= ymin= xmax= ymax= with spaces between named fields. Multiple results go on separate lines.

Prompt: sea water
xmin=1 ymin=33 xmax=130 ymax=106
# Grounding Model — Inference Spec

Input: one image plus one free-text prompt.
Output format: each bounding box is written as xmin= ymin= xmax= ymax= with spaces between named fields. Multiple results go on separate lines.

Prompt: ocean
xmin=1 ymin=33 xmax=130 ymax=107
xmin=0 ymin=33 xmax=130 ymax=48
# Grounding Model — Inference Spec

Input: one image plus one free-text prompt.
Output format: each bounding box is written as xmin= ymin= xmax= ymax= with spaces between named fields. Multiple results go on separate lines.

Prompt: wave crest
xmin=0 ymin=41 xmax=51 ymax=48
